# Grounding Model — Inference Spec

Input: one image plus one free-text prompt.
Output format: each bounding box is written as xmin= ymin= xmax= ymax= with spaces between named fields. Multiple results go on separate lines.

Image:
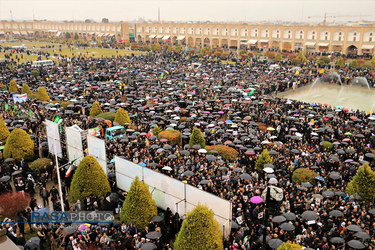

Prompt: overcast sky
xmin=1 ymin=0 xmax=375 ymax=23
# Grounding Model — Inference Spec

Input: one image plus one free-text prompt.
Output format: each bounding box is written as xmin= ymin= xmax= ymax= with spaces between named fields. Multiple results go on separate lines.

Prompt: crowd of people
xmin=0 ymin=43 xmax=375 ymax=249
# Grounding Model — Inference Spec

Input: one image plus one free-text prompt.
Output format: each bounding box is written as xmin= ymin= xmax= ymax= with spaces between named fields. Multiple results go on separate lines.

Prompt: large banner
xmin=13 ymin=94 xmax=28 ymax=103
xmin=115 ymin=156 xmax=232 ymax=239
xmin=87 ymin=135 xmax=107 ymax=175
xmin=65 ymin=125 xmax=84 ymax=165
xmin=45 ymin=120 xmax=62 ymax=158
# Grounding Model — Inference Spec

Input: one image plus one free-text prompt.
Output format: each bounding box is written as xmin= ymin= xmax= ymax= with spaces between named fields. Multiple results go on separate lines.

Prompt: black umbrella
xmin=4 ymin=158 xmax=14 ymax=163
xmin=151 ymin=215 xmax=163 ymax=222
xmin=301 ymin=210 xmax=318 ymax=220
xmin=180 ymin=150 xmax=190 ymax=155
xmin=322 ymin=191 xmax=335 ymax=198
xmin=301 ymin=182 xmax=313 ymax=188
xmin=272 ymin=216 xmax=286 ymax=223
xmin=25 ymin=237 xmax=40 ymax=249
xmin=280 ymin=222 xmax=295 ymax=231
xmin=329 ymin=210 xmax=344 ymax=217
xmin=330 ymin=237 xmax=345 ymax=244
xmin=239 ymin=173 xmax=251 ymax=180
xmin=108 ymin=193 xmax=119 ymax=203
xmin=206 ymin=155 xmax=217 ymax=161
xmin=182 ymin=171 xmax=194 ymax=177
xmin=141 ymin=242 xmax=157 ymax=250
xmin=369 ymin=209 xmax=375 ymax=215
xmin=168 ymin=154 xmax=177 ymax=159
xmin=218 ymin=166 xmax=228 ymax=171
xmin=192 ymin=144 xmax=201 ymax=150
xmin=163 ymin=145 xmax=172 ymax=150
xmin=0 ymin=176 xmax=11 ymax=182
xmin=284 ymin=212 xmax=296 ymax=221
xmin=329 ymin=172 xmax=341 ymax=180
xmin=231 ymin=221 xmax=239 ymax=229
xmin=347 ymin=224 xmax=362 ymax=232
xmin=63 ymin=226 xmax=77 ymax=235
xmin=347 ymin=240 xmax=365 ymax=249
xmin=146 ymin=231 xmax=162 ymax=239
xmin=268 ymin=239 xmax=283 ymax=249
xmin=365 ymin=153 xmax=375 ymax=159
xmin=354 ymin=232 xmax=370 ymax=240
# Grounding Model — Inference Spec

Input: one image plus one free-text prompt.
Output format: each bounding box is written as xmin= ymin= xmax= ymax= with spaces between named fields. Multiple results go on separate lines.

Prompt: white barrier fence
xmin=115 ymin=156 xmax=232 ymax=239
xmin=87 ymin=135 xmax=107 ymax=175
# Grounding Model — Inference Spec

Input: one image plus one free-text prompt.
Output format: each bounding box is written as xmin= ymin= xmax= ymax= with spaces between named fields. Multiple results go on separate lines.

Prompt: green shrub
xmin=0 ymin=118 xmax=10 ymax=143
xmin=119 ymin=176 xmax=157 ymax=231
xmin=21 ymin=83 xmax=32 ymax=96
xmin=255 ymin=149 xmax=273 ymax=170
xmin=292 ymin=168 xmax=318 ymax=184
xmin=336 ymin=57 xmax=345 ymax=68
xmin=96 ymin=112 xmax=116 ymax=122
xmin=278 ymin=242 xmax=303 ymax=250
xmin=30 ymin=70 xmax=40 ymax=77
xmin=152 ymin=124 xmax=161 ymax=136
xmin=114 ymin=108 xmax=131 ymax=126
xmin=317 ymin=56 xmax=330 ymax=67
xmin=0 ymin=84 xmax=6 ymax=90
xmin=30 ymin=158 xmax=52 ymax=170
xmin=89 ymin=101 xmax=103 ymax=117
xmin=158 ymin=130 xmax=182 ymax=146
xmin=351 ymin=59 xmax=358 ymax=68
xmin=346 ymin=163 xmax=375 ymax=202
xmin=51 ymin=101 xmax=72 ymax=109
xmin=322 ymin=141 xmax=333 ymax=149
xmin=174 ymin=205 xmax=223 ymax=250
xmin=275 ymin=53 xmax=283 ymax=61
xmin=189 ymin=128 xmax=206 ymax=148
xmin=69 ymin=155 xmax=111 ymax=204
xmin=36 ymin=87 xmax=50 ymax=102
xmin=3 ymin=128 xmax=35 ymax=160
xmin=206 ymin=145 xmax=239 ymax=161
xmin=8 ymin=80 xmax=18 ymax=93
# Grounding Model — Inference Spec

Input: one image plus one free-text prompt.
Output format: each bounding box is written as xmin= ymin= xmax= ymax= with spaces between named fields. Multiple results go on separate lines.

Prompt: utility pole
xmin=158 ymin=8 xmax=160 ymax=23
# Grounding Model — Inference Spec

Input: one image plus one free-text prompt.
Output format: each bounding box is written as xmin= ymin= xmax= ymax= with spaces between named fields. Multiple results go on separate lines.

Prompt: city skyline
xmin=1 ymin=0 xmax=375 ymax=23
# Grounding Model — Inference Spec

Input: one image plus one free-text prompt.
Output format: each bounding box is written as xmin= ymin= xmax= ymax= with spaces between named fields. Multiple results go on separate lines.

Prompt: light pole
xmin=53 ymin=142 xmax=65 ymax=212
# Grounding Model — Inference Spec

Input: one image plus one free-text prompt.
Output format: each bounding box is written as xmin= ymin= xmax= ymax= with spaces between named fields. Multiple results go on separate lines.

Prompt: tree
xmin=255 ymin=149 xmax=273 ymax=170
xmin=65 ymin=32 xmax=71 ymax=39
xmin=74 ymin=33 xmax=79 ymax=40
xmin=8 ymin=80 xmax=18 ymax=93
xmin=317 ymin=56 xmax=330 ymax=67
xmin=158 ymin=130 xmax=182 ymax=146
xmin=371 ymin=56 xmax=375 ymax=67
xmin=278 ymin=242 xmax=303 ymax=250
xmin=189 ymin=128 xmax=206 ymax=148
xmin=90 ymin=101 xmax=103 ymax=117
xmin=69 ymin=155 xmax=111 ymax=204
xmin=336 ymin=57 xmax=345 ymax=68
xmin=119 ymin=176 xmax=157 ymax=230
xmin=21 ymin=83 xmax=32 ymax=96
xmin=275 ymin=53 xmax=282 ymax=61
xmin=85 ymin=19 xmax=92 ymax=23
xmin=351 ymin=59 xmax=359 ymax=68
xmin=206 ymin=145 xmax=239 ymax=161
xmin=0 ymin=192 xmax=31 ymax=218
xmin=102 ymin=18 xmax=109 ymax=23
xmin=96 ymin=112 xmax=116 ymax=122
xmin=346 ymin=163 xmax=375 ymax=202
xmin=174 ymin=205 xmax=223 ymax=250
xmin=296 ymin=51 xmax=308 ymax=64
xmin=3 ymin=128 xmax=35 ymax=160
xmin=36 ymin=87 xmax=50 ymax=102
xmin=292 ymin=168 xmax=318 ymax=184
xmin=176 ymin=45 xmax=182 ymax=53
xmin=152 ymin=124 xmax=161 ymax=136
xmin=114 ymin=108 xmax=132 ymax=126
xmin=30 ymin=70 xmax=40 ymax=77
xmin=30 ymin=158 xmax=52 ymax=170
xmin=0 ymin=118 xmax=10 ymax=143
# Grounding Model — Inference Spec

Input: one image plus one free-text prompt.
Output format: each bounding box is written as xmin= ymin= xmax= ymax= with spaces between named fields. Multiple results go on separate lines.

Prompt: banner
xmin=88 ymin=127 xmax=101 ymax=137
xmin=45 ymin=120 xmax=63 ymax=158
xmin=65 ymin=125 xmax=84 ymax=166
xmin=87 ymin=135 xmax=107 ymax=175
xmin=13 ymin=94 xmax=28 ymax=103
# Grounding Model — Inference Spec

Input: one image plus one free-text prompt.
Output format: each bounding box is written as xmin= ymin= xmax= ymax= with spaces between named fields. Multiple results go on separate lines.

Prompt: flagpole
xmin=53 ymin=141 xmax=65 ymax=212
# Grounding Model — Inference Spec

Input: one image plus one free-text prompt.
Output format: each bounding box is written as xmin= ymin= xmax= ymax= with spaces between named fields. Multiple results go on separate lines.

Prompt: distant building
xmin=0 ymin=21 xmax=133 ymax=41
xmin=135 ymin=22 xmax=375 ymax=55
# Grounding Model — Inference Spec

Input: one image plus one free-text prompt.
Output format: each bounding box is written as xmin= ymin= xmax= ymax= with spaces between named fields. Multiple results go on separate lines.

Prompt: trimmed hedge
xmin=36 ymin=87 xmax=50 ymax=102
xmin=96 ymin=112 xmax=116 ymax=122
xmin=0 ymin=118 xmax=10 ymax=143
xmin=206 ymin=145 xmax=239 ymax=161
xmin=322 ymin=141 xmax=333 ymax=149
xmin=292 ymin=168 xmax=318 ymax=184
xmin=189 ymin=128 xmax=206 ymax=148
xmin=21 ymin=83 xmax=33 ymax=96
xmin=158 ymin=130 xmax=182 ymax=146
xmin=255 ymin=149 xmax=273 ymax=170
xmin=114 ymin=108 xmax=131 ymax=126
xmin=119 ymin=176 xmax=157 ymax=231
xmin=8 ymin=80 xmax=18 ymax=93
xmin=174 ymin=205 xmax=223 ymax=250
xmin=69 ymin=155 xmax=111 ymax=204
xmin=30 ymin=158 xmax=52 ymax=170
xmin=90 ymin=101 xmax=103 ymax=117
xmin=278 ymin=242 xmax=303 ymax=250
xmin=3 ymin=128 xmax=35 ymax=160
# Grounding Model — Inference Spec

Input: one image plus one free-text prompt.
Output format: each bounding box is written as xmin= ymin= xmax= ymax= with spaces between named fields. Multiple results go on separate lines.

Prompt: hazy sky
xmin=1 ymin=0 xmax=375 ymax=23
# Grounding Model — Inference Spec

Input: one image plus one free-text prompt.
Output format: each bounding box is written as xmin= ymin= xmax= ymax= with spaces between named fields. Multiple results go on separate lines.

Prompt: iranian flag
xmin=66 ymin=158 xmax=78 ymax=178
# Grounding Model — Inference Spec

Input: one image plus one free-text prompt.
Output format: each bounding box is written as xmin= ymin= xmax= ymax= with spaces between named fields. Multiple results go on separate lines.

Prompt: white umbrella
xmin=269 ymin=178 xmax=278 ymax=184
xmin=263 ymin=167 xmax=274 ymax=174
xmin=198 ymin=149 xmax=207 ymax=153
xmin=162 ymin=166 xmax=172 ymax=171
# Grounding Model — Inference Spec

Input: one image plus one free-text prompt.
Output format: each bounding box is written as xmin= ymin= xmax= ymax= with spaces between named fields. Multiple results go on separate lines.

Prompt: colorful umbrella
xmin=78 ymin=224 xmax=91 ymax=231
xmin=250 ymin=196 xmax=263 ymax=204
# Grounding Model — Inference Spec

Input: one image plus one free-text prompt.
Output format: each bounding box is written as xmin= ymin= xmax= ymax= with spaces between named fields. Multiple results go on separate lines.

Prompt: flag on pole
xmin=54 ymin=115 xmax=61 ymax=123
xmin=268 ymin=70 xmax=273 ymax=75
xmin=248 ymin=89 xmax=255 ymax=96
xmin=5 ymin=103 xmax=9 ymax=112
xmin=29 ymin=110 xmax=33 ymax=118
xmin=160 ymin=73 xmax=164 ymax=79
xmin=66 ymin=158 xmax=78 ymax=178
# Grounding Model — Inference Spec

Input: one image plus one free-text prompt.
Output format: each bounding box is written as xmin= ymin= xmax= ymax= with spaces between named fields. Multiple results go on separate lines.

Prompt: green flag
xmin=29 ymin=110 xmax=33 ymax=117
xmin=59 ymin=123 xmax=63 ymax=133
xmin=54 ymin=115 xmax=61 ymax=123
xmin=13 ymin=104 xmax=17 ymax=110
xmin=5 ymin=103 xmax=9 ymax=112
xmin=161 ymin=73 xmax=164 ymax=79
xmin=248 ymin=89 xmax=255 ymax=96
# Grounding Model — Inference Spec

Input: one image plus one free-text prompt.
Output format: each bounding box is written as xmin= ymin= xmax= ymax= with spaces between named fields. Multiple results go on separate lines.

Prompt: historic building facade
xmin=0 ymin=21 xmax=132 ymax=41
xmin=135 ymin=22 xmax=375 ymax=56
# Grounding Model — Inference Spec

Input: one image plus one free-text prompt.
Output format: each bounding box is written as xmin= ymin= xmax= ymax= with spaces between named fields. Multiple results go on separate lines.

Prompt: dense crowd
xmin=0 ymin=45 xmax=375 ymax=249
